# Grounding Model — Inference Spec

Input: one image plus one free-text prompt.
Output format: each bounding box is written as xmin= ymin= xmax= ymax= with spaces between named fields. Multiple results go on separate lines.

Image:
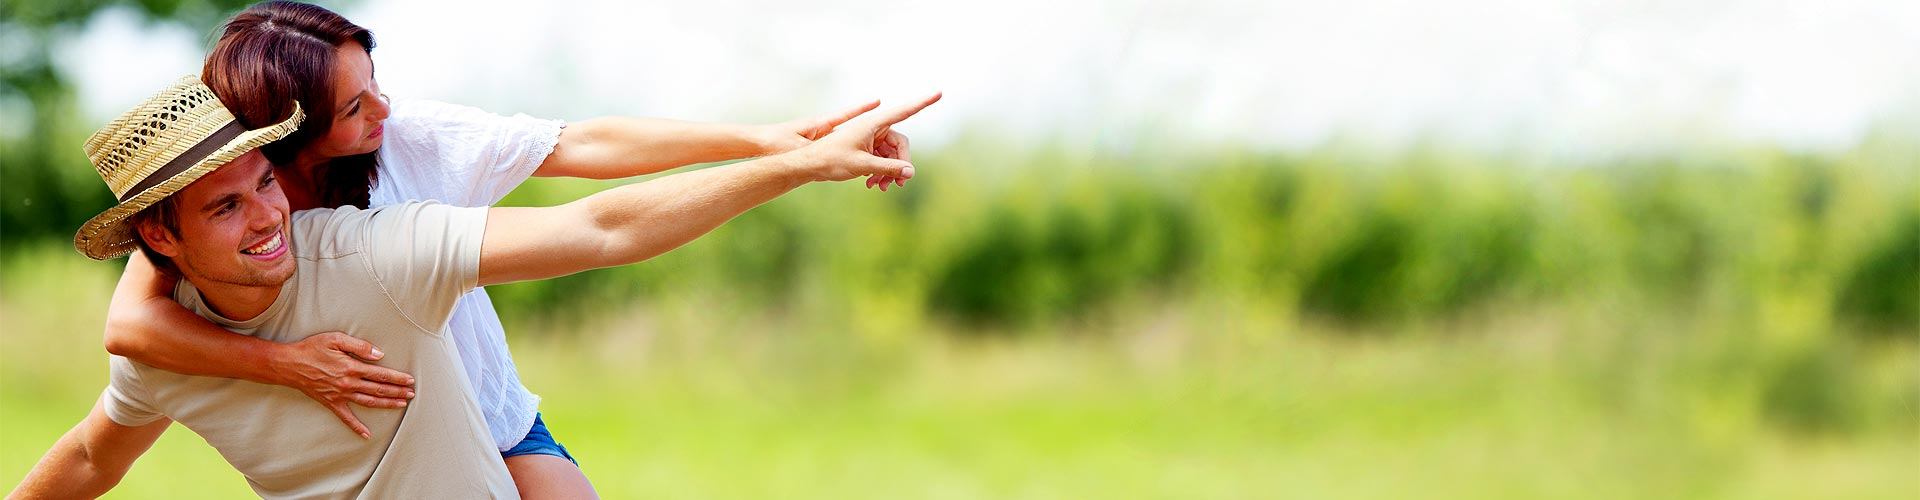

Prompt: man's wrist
xmin=763 ymin=150 xmax=821 ymax=186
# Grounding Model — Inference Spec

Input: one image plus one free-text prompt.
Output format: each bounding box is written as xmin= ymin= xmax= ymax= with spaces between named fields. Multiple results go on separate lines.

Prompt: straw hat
xmin=74 ymin=75 xmax=303 ymax=260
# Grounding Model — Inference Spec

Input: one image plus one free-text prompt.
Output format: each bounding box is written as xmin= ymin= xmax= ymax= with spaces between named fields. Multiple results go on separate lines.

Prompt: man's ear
xmin=133 ymin=219 xmax=182 ymax=259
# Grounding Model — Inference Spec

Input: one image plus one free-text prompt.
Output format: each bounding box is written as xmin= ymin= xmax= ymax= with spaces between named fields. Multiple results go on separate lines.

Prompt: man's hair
xmin=128 ymin=197 xmax=183 ymax=277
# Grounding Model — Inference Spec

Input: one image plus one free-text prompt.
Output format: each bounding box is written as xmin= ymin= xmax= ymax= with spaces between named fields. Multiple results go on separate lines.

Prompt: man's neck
xmin=185 ymin=277 xmax=285 ymax=322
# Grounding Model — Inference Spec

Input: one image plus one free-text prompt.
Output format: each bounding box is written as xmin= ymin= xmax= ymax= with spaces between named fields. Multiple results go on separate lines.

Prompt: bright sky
xmin=56 ymin=0 xmax=1920 ymax=155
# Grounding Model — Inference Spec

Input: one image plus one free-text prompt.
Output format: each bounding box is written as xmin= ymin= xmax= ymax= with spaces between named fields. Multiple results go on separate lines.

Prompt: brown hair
xmin=202 ymin=1 xmax=378 ymax=208
xmin=129 ymin=197 xmax=183 ymax=276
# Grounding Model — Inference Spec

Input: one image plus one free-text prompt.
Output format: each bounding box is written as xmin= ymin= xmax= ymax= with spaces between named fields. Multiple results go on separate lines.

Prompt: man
xmin=8 ymin=77 xmax=937 ymax=499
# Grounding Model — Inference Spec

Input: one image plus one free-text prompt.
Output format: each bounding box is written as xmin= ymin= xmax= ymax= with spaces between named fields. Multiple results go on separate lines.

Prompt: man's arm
xmin=8 ymin=400 xmax=170 ymax=499
xmin=480 ymin=93 xmax=940 ymax=286
xmin=532 ymin=101 xmax=883 ymax=180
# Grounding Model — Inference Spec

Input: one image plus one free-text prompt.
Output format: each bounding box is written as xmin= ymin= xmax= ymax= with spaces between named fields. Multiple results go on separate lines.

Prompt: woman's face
xmin=309 ymin=41 xmax=389 ymax=159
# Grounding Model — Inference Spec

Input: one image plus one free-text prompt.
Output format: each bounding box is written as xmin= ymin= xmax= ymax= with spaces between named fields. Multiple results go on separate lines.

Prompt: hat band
xmin=117 ymin=120 xmax=249 ymax=203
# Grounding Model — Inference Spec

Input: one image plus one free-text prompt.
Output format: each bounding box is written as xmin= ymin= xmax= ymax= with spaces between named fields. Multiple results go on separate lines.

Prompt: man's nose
xmin=244 ymin=195 xmax=282 ymax=230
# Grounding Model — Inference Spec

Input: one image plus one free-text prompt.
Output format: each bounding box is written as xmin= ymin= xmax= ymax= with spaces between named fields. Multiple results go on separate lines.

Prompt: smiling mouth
xmin=240 ymin=232 xmax=284 ymax=255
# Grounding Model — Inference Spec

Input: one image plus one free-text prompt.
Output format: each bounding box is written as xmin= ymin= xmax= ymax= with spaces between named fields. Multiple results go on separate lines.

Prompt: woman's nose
xmin=370 ymin=93 xmax=392 ymax=121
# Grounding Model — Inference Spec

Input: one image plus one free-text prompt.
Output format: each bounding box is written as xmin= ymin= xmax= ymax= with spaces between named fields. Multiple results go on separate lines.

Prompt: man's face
xmin=138 ymin=150 xmax=295 ymax=289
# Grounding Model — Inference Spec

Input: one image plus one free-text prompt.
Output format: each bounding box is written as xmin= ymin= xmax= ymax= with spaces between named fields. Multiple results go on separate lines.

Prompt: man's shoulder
xmin=294 ymin=201 xmax=489 ymax=335
xmin=288 ymin=206 xmax=375 ymax=260
xmin=291 ymin=202 xmax=487 ymax=262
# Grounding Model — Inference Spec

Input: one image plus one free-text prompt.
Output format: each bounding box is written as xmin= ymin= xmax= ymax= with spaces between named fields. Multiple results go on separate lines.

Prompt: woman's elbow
xmin=101 ymin=312 xmax=149 ymax=357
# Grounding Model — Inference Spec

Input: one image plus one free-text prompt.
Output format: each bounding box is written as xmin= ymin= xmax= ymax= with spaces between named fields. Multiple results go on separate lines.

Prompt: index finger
xmin=846 ymin=92 xmax=942 ymax=135
xmin=817 ymin=100 xmax=882 ymax=129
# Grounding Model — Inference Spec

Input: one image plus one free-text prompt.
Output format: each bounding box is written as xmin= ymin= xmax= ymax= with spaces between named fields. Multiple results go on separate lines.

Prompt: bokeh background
xmin=3 ymin=0 xmax=1917 ymax=498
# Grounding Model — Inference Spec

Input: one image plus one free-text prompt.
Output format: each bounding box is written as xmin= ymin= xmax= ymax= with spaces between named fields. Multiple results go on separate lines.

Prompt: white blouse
xmin=368 ymin=97 xmax=563 ymax=451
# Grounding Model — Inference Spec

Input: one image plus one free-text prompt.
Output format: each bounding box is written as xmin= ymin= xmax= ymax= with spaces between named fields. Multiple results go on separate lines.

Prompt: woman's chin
xmin=351 ymin=138 xmax=382 ymax=155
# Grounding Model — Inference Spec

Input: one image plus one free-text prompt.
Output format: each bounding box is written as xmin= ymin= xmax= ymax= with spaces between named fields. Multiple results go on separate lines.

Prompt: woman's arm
xmin=534 ymin=117 xmax=781 ymax=179
xmin=481 ymin=93 xmax=938 ymax=286
xmin=534 ymin=100 xmax=911 ymax=186
xmin=103 ymin=253 xmax=416 ymax=438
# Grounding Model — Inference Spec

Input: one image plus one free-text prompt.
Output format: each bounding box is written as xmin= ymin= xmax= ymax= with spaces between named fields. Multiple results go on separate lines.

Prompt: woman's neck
xmin=275 ymin=157 xmax=328 ymax=212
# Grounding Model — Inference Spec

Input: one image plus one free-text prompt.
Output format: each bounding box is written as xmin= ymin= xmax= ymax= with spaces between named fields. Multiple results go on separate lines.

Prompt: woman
xmin=101 ymin=1 xmax=914 ymax=498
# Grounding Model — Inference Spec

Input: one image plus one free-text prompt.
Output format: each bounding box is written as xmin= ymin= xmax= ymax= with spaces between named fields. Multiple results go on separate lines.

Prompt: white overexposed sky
xmin=54 ymin=0 xmax=1920 ymax=156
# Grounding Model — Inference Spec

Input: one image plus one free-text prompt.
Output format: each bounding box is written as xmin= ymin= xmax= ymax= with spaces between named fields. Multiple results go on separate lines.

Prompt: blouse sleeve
xmin=378 ymin=98 xmax=565 ymax=206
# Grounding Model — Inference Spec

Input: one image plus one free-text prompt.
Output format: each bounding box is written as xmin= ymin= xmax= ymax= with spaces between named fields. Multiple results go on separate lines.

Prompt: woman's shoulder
xmin=374 ymin=100 xmax=476 ymax=203
xmin=375 ymin=98 xmax=558 ymax=206
xmin=387 ymin=98 xmax=498 ymax=131
xmin=381 ymin=98 xmax=494 ymax=158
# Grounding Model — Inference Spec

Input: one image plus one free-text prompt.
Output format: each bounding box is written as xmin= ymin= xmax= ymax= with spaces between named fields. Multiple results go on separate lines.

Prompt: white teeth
xmin=242 ymin=233 xmax=282 ymax=255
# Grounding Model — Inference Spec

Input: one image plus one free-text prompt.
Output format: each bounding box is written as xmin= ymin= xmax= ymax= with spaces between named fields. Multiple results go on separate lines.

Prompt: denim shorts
xmin=501 ymin=413 xmax=577 ymax=465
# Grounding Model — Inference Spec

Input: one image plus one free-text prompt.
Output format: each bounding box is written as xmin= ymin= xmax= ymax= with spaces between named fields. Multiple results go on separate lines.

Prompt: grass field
xmin=2 ymin=240 xmax=1913 ymax=499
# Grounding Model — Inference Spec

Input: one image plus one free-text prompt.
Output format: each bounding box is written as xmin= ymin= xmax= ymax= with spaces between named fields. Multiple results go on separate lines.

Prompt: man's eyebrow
xmin=200 ymin=193 xmax=242 ymax=213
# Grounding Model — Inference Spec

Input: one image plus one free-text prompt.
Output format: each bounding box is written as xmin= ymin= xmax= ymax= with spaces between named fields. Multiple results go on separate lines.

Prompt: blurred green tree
xmin=1 ymin=0 xmax=270 ymax=246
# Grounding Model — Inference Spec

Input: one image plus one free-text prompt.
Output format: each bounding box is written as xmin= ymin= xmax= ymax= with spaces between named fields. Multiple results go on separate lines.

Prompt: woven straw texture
xmin=74 ymin=75 xmax=303 ymax=260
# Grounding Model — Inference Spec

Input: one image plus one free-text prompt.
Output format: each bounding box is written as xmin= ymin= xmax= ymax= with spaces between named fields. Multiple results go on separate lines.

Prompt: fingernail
xmin=405 ymin=391 xmax=415 ymax=398
xmin=370 ymin=348 xmax=383 ymax=358
xmin=901 ymin=167 xmax=915 ymax=179
xmin=398 ymin=401 xmax=407 ymax=407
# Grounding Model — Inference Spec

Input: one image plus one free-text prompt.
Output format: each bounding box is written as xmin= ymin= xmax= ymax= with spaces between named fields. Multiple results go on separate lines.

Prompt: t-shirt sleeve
xmin=380 ymin=98 xmax=564 ymax=206
xmin=356 ymin=202 xmax=491 ymax=333
xmin=102 ymin=357 xmax=165 ymax=426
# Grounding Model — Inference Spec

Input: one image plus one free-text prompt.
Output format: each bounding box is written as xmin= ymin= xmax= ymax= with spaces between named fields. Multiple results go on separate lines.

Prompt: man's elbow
xmin=55 ymin=463 xmax=125 ymax=500
xmin=76 ymin=465 xmax=127 ymax=498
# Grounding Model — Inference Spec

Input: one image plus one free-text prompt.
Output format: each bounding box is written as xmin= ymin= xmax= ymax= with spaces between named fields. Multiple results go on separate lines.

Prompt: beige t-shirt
xmin=100 ymin=202 xmax=518 ymax=499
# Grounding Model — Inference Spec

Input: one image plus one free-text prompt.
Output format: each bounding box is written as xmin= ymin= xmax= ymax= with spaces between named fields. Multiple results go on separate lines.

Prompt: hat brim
xmin=73 ymin=111 xmax=302 ymax=260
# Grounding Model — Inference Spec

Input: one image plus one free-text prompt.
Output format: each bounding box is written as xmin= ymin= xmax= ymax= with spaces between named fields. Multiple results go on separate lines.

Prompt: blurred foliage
xmin=1836 ymin=209 xmax=1920 ymax=333
xmin=470 ymin=134 xmax=1920 ymax=347
xmin=0 ymin=0 xmax=298 ymax=243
